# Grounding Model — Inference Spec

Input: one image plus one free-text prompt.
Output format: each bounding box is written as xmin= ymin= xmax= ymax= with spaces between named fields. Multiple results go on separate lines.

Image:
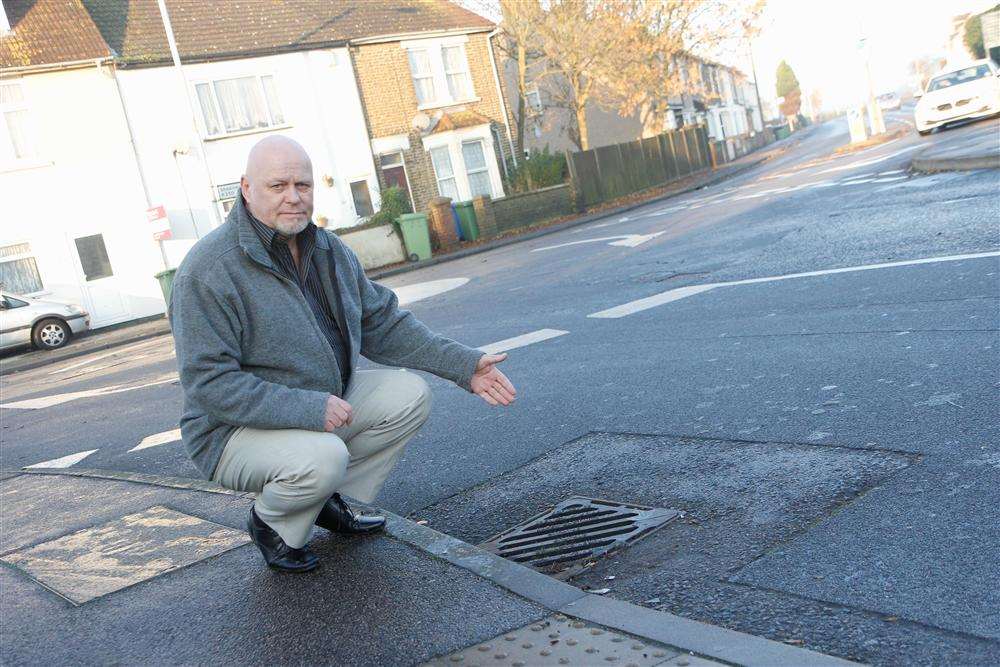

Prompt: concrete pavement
xmin=0 ymin=467 xmax=855 ymax=666
xmin=911 ymin=116 xmax=1000 ymax=171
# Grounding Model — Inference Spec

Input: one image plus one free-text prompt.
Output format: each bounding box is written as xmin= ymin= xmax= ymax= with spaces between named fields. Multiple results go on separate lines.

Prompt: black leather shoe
xmin=247 ymin=507 xmax=320 ymax=572
xmin=315 ymin=493 xmax=386 ymax=535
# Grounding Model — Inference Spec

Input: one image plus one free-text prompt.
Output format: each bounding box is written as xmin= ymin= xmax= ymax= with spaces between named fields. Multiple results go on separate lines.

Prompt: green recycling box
xmin=454 ymin=200 xmax=480 ymax=242
xmin=397 ymin=213 xmax=432 ymax=262
xmin=154 ymin=268 xmax=177 ymax=306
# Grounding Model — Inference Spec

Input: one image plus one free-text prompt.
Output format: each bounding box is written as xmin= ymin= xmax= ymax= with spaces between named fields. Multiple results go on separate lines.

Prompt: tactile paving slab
xmin=421 ymin=614 xmax=722 ymax=666
xmin=1 ymin=505 xmax=249 ymax=604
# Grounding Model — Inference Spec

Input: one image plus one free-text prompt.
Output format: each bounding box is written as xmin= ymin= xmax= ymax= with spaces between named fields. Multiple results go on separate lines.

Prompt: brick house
xmin=349 ymin=11 xmax=516 ymax=213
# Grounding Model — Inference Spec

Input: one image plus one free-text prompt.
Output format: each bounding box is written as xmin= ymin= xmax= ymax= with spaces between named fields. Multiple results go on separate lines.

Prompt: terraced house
xmin=0 ymin=0 xmax=509 ymax=327
xmin=350 ymin=9 xmax=515 ymax=213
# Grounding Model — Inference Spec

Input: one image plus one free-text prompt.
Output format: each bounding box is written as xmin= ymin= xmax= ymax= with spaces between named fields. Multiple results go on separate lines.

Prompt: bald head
xmin=241 ymin=135 xmax=314 ymax=235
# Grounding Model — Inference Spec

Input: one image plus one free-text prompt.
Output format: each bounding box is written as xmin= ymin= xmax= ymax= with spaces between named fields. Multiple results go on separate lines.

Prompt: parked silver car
xmin=0 ymin=292 xmax=90 ymax=351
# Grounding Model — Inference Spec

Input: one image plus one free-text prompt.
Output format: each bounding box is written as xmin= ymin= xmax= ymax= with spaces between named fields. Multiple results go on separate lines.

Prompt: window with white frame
xmin=461 ymin=141 xmax=493 ymax=198
xmin=428 ymin=132 xmax=499 ymax=201
xmin=429 ymin=146 xmax=460 ymax=200
xmin=405 ymin=39 xmax=475 ymax=108
xmin=1 ymin=82 xmax=38 ymax=162
xmin=524 ymin=84 xmax=542 ymax=112
xmin=194 ymin=74 xmax=286 ymax=137
xmin=0 ymin=242 xmax=44 ymax=294
xmin=442 ymin=45 xmax=473 ymax=100
xmin=407 ymin=49 xmax=437 ymax=106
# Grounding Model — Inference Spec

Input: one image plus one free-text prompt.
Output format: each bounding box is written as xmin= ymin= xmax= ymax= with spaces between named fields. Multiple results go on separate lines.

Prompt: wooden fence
xmin=565 ymin=126 xmax=711 ymax=209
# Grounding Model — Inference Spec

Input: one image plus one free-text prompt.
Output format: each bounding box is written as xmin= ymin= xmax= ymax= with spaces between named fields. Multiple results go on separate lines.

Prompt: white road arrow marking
xmin=478 ymin=329 xmax=569 ymax=354
xmin=130 ymin=428 xmax=182 ymax=452
xmin=588 ymin=284 xmax=718 ymax=318
xmin=532 ymin=232 xmax=665 ymax=252
xmin=25 ymin=449 xmax=98 ymax=469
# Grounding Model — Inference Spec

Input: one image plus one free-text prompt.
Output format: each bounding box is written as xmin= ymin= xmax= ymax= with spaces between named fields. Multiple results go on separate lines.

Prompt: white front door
xmin=71 ymin=233 xmax=127 ymax=327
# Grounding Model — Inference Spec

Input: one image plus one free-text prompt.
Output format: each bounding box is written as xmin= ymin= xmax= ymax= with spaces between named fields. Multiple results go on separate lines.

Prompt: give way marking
xmin=0 ymin=374 xmax=178 ymax=410
xmin=130 ymin=428 xmax=182 ymax=452
xmin=588 ymin=250 xmax=1000 ymax=318
xmin=532 ymin=232 xmax=665 ymax=252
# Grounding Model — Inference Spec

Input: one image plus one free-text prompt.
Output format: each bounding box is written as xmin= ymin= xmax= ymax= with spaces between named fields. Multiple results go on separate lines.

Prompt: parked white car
xmin=878 ymin=92 xmax=901 ymax=111
xmin=914 ymin=59 xmax=1000 ymax=135
xmin=0 ymin=292 xmax=90 ymax=351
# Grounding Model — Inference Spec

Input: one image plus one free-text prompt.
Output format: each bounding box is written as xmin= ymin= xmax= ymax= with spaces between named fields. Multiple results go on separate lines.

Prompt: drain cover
xmin=479 ymin=497 xmax=680 ymax=579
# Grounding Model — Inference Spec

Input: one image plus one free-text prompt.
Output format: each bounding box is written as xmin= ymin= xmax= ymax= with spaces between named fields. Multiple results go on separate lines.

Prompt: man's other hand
xmin=471 ymin=353 xmax=517 ymax=406
xmin=324 ymin=395 xmax=354 ymax=430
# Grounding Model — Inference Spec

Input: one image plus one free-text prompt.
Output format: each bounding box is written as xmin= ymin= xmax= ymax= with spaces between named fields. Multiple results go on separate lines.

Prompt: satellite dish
xmin=411 ymin=113 xmax=431 ymax=132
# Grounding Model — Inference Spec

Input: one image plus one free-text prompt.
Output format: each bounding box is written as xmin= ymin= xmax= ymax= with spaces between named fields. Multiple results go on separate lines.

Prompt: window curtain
xmin=461 ymin=141 xmax=492 ymax=198
xmin=408 ymin=50 xmax=436 ymax=105
xmin=0 ymin=257 xmax=43 ymax=294
xmin=430 ymin=147 xmax=459 ymax=200
xmin=195 ymin=84 xmax=221 ymax=135
xmin=213 ymin=77 xmax=269 ymax=132
xmin=442 ymin=46 xmax=472 ymax=100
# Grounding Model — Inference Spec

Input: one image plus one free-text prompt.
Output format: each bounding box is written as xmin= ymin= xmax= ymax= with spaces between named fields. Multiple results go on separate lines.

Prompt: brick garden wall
xmin=491 ymin=184 xmax=572 ymax=233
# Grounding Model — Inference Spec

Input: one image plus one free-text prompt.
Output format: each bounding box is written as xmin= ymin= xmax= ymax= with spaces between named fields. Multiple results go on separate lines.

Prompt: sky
xmin=748 ymin=0 xmax=998 ymax=110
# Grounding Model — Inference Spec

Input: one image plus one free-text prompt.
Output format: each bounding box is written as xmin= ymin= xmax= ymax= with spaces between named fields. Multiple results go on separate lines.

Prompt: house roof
xmin=1 ymin=0 xmax=112 ymax=70
xmin=80 ymin=0 xmax=494 ymax=67
xmin=430 ymin=109 xmax=491 ymax=134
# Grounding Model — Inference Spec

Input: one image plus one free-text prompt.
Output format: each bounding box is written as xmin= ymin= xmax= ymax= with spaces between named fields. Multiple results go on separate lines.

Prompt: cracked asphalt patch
xmin=413 ymin=432 xmax=999 ymax=666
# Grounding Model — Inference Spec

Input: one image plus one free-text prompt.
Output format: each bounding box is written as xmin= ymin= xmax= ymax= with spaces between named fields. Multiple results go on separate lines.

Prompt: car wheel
xmin=32 ymin=318 xmax=71 ymax=350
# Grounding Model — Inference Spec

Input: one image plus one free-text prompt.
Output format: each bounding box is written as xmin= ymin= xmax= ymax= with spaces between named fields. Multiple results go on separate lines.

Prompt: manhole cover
xmin=479 ymin=497 xmax=680 ymax=579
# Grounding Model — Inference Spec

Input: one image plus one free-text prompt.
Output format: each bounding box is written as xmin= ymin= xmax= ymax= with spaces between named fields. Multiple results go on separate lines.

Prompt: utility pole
xmin=858 ymin=34 xmax=886 ymax=136
xmin=155 ymin=0 xmax=222 ymax=232
xmin=747 ymin=38 xmax=765 ymax=132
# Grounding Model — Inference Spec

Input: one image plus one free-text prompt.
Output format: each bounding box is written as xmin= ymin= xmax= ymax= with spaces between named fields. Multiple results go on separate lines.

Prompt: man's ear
xmin=240 ymin=176 xmax=250 ymax=201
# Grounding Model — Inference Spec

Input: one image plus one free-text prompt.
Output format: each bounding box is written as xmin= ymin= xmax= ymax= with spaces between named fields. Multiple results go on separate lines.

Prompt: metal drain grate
xmin=479 ymin=497 xmax=680 ymax=579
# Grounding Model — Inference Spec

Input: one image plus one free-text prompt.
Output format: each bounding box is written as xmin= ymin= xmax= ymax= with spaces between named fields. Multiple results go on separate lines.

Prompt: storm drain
xmin=479 ymin=497 xmax=680 ymax=579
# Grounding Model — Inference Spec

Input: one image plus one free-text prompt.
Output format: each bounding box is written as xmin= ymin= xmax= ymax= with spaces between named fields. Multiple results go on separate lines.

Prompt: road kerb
xmin=4 ymin=467 xmax=859 ymax=666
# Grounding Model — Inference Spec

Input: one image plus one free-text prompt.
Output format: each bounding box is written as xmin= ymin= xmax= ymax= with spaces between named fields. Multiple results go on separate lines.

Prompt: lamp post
xmin=155 ymin=0 xmax=222 ymax=230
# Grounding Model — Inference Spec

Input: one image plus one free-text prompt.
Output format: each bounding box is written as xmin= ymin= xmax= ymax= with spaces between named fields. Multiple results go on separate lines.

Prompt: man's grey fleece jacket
xmin=168 ymin=196 xmax=484 ymax=480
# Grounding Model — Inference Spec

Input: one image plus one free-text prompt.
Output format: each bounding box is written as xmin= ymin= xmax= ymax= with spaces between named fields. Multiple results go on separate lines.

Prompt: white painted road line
xmin=393 ymin=278 xmax=469 ymax=305
xmin=588 ymin=284 xmax=718 ymax=318
xmin=478 ymin=329 xmax=568 ymax=354
xmin=532 ymin=232 xmax=664 ymax=252
xmin=25 ymin=449 xmax=98 ymax=469
xmin=588 ymin=251 xmax=1000 ymax=319
xmin=48 ymin=339 xmax=163 ymax=375
xmin=818 ymin=144 xmax=922 ymax=174
xmin=714 ymin=251 xmax=1000 ymax=288
xmin=130 ymin=428 xmax=182 ymax=452
xmin=1 ymin=374 xmax=178 ymax=410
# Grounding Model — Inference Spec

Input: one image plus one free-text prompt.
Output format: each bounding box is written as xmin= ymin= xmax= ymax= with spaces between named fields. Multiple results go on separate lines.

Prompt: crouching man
xmin=169 ymin=136 xmax=515 ymax=572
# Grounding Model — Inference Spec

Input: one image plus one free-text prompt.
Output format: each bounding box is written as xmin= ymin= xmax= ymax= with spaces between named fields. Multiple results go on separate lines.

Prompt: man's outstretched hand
xmin=470 ymin=353 xmax=517 ymax=406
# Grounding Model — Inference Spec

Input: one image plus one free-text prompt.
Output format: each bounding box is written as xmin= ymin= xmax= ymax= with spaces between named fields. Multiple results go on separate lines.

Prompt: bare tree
xmin=530 ymin=0 xmax=763 ymax=151
xmin=497 ymin=0 xmax=544 ymax=158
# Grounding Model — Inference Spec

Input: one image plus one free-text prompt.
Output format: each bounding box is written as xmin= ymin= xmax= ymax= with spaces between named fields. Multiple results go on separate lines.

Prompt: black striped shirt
xmin=248 ymin=214 xmax=350 ymax=386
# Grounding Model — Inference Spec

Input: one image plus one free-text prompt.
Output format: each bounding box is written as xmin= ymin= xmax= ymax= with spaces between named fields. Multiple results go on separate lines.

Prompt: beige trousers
xmin=212 ymin=369 xmax=432 ymax=548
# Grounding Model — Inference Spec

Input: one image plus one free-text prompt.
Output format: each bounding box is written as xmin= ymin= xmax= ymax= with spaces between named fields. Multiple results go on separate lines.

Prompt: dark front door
xmin=379 ymin=152 xmax=414 ymax=210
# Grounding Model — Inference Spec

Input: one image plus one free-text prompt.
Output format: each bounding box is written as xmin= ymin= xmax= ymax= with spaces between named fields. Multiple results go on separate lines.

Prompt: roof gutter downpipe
xmin=487 ymin=27 xmax=518 ymax=168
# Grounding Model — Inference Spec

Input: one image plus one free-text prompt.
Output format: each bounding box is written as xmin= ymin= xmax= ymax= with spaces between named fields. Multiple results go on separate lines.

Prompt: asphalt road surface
xmin=2 ymin=112 xmax=998 ymax=665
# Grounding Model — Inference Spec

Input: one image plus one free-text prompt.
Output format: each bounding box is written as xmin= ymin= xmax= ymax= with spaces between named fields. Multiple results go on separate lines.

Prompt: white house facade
xmin=0 ymin=64 xmax=167 ymax=328
xmin=116 ymin=47 xmax=379 ymax=252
